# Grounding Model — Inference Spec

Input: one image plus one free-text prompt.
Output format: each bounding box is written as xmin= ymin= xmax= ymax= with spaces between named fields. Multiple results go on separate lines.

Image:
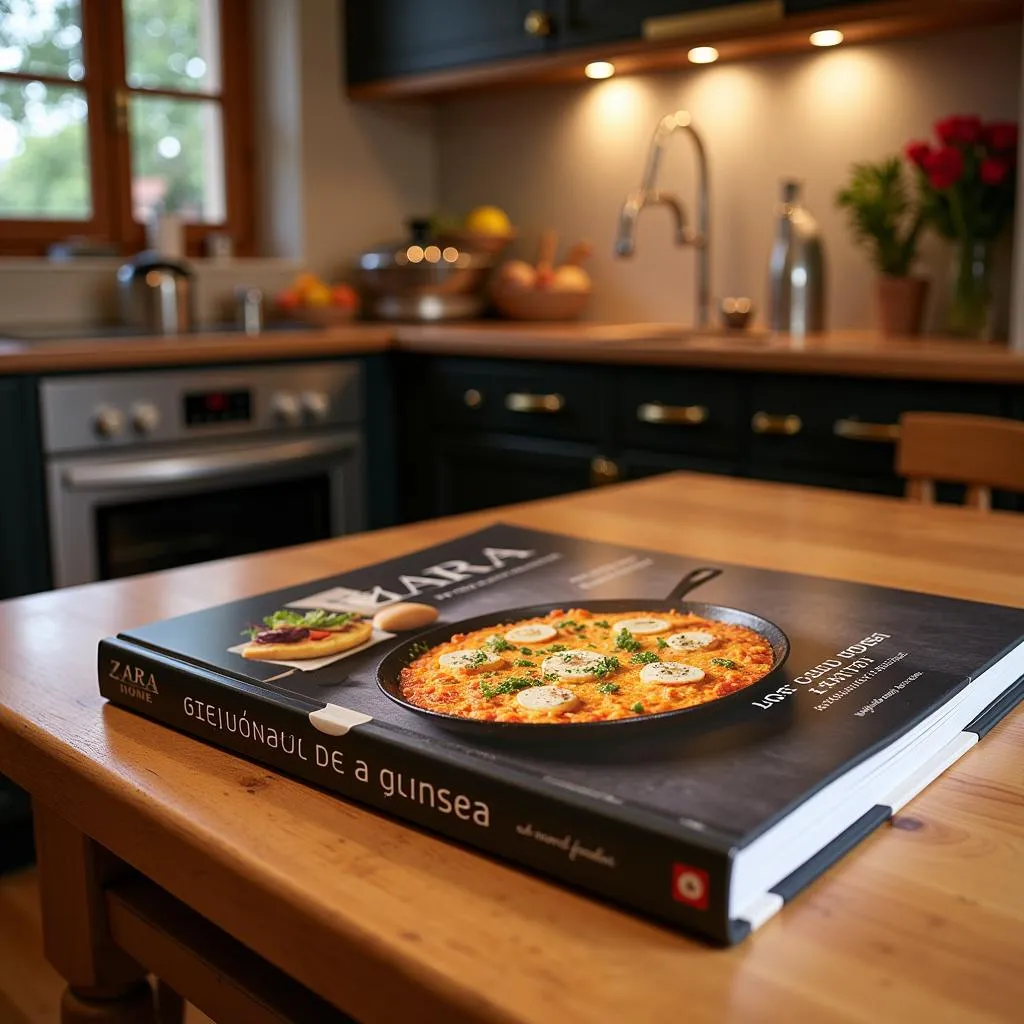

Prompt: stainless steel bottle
xmin=768 ymin=180 xmax=826 ymax=335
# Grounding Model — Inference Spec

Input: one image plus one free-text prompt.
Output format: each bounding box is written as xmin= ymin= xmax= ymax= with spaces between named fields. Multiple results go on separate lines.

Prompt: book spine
xmin=100 ymin=638 xmax=734 ymax=943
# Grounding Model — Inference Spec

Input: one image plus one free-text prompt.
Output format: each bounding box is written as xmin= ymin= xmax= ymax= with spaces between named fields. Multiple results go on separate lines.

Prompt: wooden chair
xmin=896 ymin=412 xmax=1024 ymax=511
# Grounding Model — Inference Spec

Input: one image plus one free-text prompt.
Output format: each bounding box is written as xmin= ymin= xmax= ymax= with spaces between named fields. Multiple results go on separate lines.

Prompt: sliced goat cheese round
xmin=438 ymin=650 xmax=503 ymax=673
xmin=613 ymin=616 xmax=670 ymax=636
xmin=666 ymin=630 xmax=718 ymax=652
xmin=640 ymin=662 xmax=706 ymax=686
xmin=541 ymin=649 xmax=606 ymax=679
xmin=516 ymin=685 xmax=581 ymax=712
xmin=504 ymin=623 xmax=558 ymax=644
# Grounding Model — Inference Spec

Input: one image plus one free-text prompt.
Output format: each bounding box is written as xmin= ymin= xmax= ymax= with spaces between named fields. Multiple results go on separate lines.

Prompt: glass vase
xmin=946 ymin=238 xmax=993 ymax=340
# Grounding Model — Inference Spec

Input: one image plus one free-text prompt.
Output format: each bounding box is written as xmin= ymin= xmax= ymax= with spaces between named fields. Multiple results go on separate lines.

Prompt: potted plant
xmin=836 ymin=157 xmax=927 ymax=337
xmin=906 ymin=116 xmax=1018 ymax=340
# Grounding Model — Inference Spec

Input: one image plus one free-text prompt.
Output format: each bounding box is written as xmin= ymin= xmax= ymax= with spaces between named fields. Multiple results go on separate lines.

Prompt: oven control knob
xmin=92 ymin=405 xmax=125 ymax=438
xmin=301 ymin=390 xmax=330 ymax=423
xmin=271 ymin=392 xmax=302 ymax=426
xmin=130 ymin=401 xmax=160 ymax=435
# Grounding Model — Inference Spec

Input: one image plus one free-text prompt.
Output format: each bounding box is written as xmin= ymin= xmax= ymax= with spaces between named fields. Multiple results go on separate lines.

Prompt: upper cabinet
xmin=345 ymin=0 xmax=1023 ymax=99
xmin=345 ymin=1 xmax=554 ymax=84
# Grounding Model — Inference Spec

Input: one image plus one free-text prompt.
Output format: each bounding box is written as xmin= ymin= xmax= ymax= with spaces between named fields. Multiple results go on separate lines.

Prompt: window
xmin=0 ymin=0 xmax=252 ymax=255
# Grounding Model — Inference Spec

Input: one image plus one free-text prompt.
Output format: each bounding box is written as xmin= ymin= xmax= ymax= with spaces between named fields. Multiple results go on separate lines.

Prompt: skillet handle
xmin=667 ymin=566 xmax=722 ymax=603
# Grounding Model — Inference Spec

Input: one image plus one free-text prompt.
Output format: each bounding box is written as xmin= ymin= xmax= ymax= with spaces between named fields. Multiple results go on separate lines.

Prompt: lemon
xmin=304 ymin=282 xmax=332 ymax=307
xmin=465 ymin=205 xmax=512 ymax=237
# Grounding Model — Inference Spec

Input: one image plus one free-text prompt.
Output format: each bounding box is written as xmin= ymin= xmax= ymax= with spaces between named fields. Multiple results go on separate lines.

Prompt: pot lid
xmin=357 ymin=218 xmax=491 ymax=271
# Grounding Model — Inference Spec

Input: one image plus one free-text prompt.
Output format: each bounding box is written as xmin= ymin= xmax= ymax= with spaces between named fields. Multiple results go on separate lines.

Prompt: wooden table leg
xmin=32 ymin=803 xmax=166 ymax=1024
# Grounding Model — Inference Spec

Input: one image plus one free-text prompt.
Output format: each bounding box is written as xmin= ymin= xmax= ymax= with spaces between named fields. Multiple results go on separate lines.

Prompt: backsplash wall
xmin=436 ymin=24 xmax=1020 ymax=331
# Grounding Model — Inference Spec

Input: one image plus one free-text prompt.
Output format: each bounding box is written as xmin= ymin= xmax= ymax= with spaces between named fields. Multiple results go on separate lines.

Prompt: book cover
xmin=98 ymin=524 xmax=1024 ymax=943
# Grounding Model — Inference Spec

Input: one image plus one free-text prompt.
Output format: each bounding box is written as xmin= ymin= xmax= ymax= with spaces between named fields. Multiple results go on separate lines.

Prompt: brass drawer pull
xmin=463 ymin=388 xmax=483 ymax=408
xmin=505 ymin=392 xmax=565 ymax=414
xmin=590 ymin=455 xmax=620 ymax=487
xmin=524 ymin=9 xmax=552 ymax=36
xmin=834 ymin=418 xmax=901 ymax=443
xmin=752 ymin=411 xmax=802 ymax=436
xmin=637 ymin=402 xmax=709 ymax=426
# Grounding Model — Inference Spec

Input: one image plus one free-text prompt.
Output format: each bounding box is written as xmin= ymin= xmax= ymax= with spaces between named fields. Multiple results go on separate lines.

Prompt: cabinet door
xmin=784 ymin=0 xmax=886 ymax=11
xmin=0 ymin=378 xmax=50 ymax=598
xmin=430 ymin=432 xmax=596 ymax=516
xmin=346 ymin=1 xmax=551 ymax=84
xmin=554 ymin=0 xmax=740 ymax=49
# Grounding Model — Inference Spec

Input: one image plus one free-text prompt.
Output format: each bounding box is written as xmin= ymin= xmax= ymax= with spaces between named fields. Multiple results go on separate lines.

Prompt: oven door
xmin=47 ymin=430 xmax=362 ymax=587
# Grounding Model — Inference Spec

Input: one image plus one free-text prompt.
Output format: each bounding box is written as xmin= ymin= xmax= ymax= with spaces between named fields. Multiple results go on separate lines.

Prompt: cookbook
xmin=97 ymin=524 xmax=1024 ymax=944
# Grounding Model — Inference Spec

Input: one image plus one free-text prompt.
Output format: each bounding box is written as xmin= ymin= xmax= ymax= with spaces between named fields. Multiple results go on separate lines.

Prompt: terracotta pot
xmin=875 ymin=275 xmax=929 ymax=337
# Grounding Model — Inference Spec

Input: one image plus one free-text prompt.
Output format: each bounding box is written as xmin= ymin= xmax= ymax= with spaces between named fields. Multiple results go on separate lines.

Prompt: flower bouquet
xmin=906 ymin=116 xmax=1017 ymax=339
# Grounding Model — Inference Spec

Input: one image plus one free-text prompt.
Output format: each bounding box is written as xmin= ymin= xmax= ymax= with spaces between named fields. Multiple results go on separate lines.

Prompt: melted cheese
xmin=400 ymin=608 xmax=775 ymax=724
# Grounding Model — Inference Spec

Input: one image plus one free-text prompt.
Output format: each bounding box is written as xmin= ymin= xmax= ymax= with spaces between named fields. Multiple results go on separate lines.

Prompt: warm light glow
xmin=424 ymin=245 xmax=441 ymax=263
xmin=441 ymin=246 xmax=459 ymax=263
xmin=585 ymin=61 xmax=615 ymax=80
xmin=809 ymin=29 xmax=844 ymax=47
xmin=687 ymin=46 xmax=719 ymax=65
xmin=406 ymin=245 xmax=424 ymax=263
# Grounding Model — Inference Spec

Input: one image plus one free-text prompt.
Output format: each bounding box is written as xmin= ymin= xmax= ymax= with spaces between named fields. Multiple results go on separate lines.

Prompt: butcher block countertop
xmin=1 ymin=320 xmax=1023 ymax=382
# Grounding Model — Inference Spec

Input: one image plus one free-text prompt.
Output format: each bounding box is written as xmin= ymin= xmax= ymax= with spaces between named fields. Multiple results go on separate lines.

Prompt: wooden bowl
xmin=438 ymin=229 xmax=518 ymax=257
xmin=491 ymin=285 xmax=589 ymax=321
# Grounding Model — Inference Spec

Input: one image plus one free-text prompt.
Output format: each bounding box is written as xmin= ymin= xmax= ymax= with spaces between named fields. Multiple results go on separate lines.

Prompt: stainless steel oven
xmin=40 ymin=361 xmax=364 ymax=587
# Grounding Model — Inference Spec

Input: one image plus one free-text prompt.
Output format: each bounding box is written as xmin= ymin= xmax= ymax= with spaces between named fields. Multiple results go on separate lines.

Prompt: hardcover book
xmin=98 ymin=524 xmax=1024 ymax=943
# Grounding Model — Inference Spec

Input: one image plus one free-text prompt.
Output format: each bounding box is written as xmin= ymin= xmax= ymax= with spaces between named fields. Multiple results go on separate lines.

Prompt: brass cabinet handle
xmin=833 ymin=418 xmax=901 ymax=443
xmin=637 ymin=402 xmax=709 ymax=426
xmin=505 ymin=392 xmax=564 ymax=414
xmin=590 ymin=455 xmax=620 ymax=487
xmin=463 ymin=388 xmax=483 ymax=409
xmin=524 ymin=9 xmax=552 ymax=36
xmin=751 ymin=411 xmax=802 ymax=436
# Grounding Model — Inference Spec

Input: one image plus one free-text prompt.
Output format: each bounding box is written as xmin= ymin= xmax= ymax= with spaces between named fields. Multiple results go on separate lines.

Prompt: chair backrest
xmin=896 ymin=412 xmax=1024 ymax=510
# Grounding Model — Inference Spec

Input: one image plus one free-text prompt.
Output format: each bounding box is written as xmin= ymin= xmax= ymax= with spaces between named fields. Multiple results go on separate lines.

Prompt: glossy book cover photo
xmin=98 ymin=524 xmax=1024 ymax=943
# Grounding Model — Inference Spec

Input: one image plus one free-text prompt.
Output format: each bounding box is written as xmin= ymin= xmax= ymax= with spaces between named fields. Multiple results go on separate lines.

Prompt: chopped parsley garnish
xmin=557 ymin=619 xmax=577 ymax=628
xmin=480 ymin=675 xmax=543 ymax=699
xmin=597 ymin=681 xmax=620 ymax=694
xmin=514 ymin=659 xmax=535 ymax=667
xmin=656 ymin=637 xmax=669 ymax=649
xmin=465 ymin=650 xmax=489 ymax=667
xmin=593 ymin=656 xmax=621 ymax=678
xmin=630 ymin=702 xmax=644 ymax=713
xmin=593 ymin=620 xmax=610 ymax=629
xmin=711 ymin=657 xmax=739 ymax=669
xmin=406 ymin=641 xmax=430 ymax=659
xmin=630 ymin=650 xmax=660 ymax=665
xmin=543 ymin=644 xmax=568 ymax=653
xmin=615 ymin=628 xmax=642 ymax=654
xmin=519 ymin=646 xmax=535 ymax=655
xmin=485 ymin=635 xmax=513 ymax=653
xmin=543 ymin=672 xmax=560 ymax=682
xmin=244 ymin=608 xmax=357 ymax=639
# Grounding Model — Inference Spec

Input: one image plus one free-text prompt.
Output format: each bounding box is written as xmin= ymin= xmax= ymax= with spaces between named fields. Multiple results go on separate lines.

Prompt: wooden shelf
xmin=347 ymin=0 xmax=1023 ymax=101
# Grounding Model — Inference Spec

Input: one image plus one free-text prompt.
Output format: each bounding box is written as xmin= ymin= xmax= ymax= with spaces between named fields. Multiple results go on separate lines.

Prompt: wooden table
xmin=1 ymin=474 xmax=1023 ymax=1023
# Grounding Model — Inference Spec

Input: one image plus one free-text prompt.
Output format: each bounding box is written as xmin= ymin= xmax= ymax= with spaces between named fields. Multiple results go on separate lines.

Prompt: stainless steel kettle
xmin=117 ymin=252 xmax=195 ymax=334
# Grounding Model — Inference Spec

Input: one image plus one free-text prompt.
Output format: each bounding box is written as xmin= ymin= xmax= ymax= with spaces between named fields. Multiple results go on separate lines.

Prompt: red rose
xmin=935 ymin=115 xmax=983 ymax=146
xmin=905 ymin=140 xmax=932 ymax=167
xmin=984 ymin=121 xmax=1018 ymax=151
xmin=980 ymin=157 xmax=1011 ymax=186
xmin=923 ymin=146 xmax=965 ymax=190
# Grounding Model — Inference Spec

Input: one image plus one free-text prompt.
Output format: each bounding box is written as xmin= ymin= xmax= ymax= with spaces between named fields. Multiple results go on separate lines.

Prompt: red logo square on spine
xmin=672 ymin=863 xmax=710 ymax=909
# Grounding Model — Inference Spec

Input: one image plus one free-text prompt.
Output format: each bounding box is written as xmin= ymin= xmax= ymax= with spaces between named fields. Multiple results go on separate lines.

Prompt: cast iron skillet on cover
xmin=376 ymin=567 xmax=791 ymax=738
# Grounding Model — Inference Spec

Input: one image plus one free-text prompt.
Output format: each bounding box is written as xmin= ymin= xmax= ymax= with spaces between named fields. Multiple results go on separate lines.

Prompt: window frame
xmin=0 ymin=0 xmax=253 ymax=257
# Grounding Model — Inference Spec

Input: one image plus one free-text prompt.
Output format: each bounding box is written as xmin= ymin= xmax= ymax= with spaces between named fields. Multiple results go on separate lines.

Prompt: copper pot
xmin=875 ymin=275 xmax=928 ymax=337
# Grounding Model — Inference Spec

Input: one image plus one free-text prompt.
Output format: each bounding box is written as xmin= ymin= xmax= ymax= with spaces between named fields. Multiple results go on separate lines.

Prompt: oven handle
xmin=60 ymin=435 xmax=357 ymax=491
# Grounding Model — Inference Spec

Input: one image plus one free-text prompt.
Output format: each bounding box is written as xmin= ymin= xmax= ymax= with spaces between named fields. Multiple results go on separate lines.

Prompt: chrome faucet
xmin=614 ymin=110 xmax=710 ymax=329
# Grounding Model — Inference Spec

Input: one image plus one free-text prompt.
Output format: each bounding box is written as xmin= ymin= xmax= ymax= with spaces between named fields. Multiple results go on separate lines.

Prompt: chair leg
xmin=905 ymin=478 xmax=935 ymax=504
xmin=965 ymin=484 xmax=991 ymax=511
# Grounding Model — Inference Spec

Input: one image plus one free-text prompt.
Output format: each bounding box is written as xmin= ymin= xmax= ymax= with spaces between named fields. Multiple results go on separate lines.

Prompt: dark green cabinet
xmin=0 ymin=377 xmax=50 ymax=600
xmin=429 ymin=432 xmax=597 ymax=516
xmin=345 ymin=1 xmax=552 ymax=84
xmin=399 ymin=354 xmax=1023 ymax=521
